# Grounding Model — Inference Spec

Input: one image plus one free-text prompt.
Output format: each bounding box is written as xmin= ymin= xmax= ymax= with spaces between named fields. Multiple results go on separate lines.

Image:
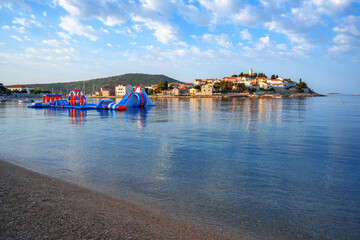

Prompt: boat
xmin=18 ymin=99 xmax=34 ymax=103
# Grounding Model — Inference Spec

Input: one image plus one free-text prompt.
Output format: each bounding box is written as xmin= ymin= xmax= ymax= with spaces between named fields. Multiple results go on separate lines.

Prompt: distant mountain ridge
xmin=29 ymin=73 xmax=183 ymax=94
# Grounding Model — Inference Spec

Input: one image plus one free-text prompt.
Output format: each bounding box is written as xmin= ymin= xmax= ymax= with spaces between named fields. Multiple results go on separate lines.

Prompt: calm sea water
xmin=1 ymin=95 xmax=360 ymax=239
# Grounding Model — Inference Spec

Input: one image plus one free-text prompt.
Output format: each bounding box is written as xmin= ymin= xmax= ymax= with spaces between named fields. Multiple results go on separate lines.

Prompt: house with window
xmin=189 ymin=88 xmax=199 ymax=96
xmin=8 ymin=85 xmax=34 ymax=94
xmin=115 ymin=84 xmax=133 ymax=97
xmin=201 ymin=84 xmax=213 ymax=95
xmin=100 ymin=85 xmax=115 ymax=97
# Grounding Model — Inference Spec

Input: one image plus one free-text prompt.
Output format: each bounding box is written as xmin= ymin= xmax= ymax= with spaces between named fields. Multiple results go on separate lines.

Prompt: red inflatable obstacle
xmin=42 ymin=94 xmax=62 ymax=103
xmin=68 ymin=89 xmax=86 ymax=106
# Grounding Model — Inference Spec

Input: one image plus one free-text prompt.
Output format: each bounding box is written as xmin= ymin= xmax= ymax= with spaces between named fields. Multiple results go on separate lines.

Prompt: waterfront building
xmin=100 ymin=85 xmax=115 ymax=97
xmin=260 ymin=82 xmax=271 ymax=90
xmin=8 ymin=85 xmax=34 ymax=94
xmin=201 ymin=84 xmax=213 ymax=95
xmin=189 ymin=88 xmax=199 ymax=96
xmin=179 ymin=83 xmax=194 ymax=88
xmin=169 ymin=83 xmax=180 ymax=89
xmin=115 ymin=84 xmax=133 ymax=97
xmin=194 ymin=79 xmax=215 ymax=86
xmin=222 ymin=77 xmax=237 ymax=83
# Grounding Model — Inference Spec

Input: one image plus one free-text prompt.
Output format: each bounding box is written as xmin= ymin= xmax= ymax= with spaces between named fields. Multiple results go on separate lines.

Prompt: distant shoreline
xmin=87 ymin=92 xmax=325 ymax=100
xmin=148 ymin=92 xmax=325 ymax=99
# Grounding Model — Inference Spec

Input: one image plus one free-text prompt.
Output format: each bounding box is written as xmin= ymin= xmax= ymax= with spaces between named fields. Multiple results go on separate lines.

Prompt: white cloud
xmin=202 ymin=33 xmax=233 ymax=48
xmin=59 ymin=16 xmax=98 ymax=41
xmin=107 ymin=43 xmax=112 ymax=47
xmin=43 ymin=11 xmax=47 ymax=17
xmin=43 ymin=39 xmax=62 ymax=48
xmin=276 ymin=44 xmax=287 ymax=50
xmin=2 ymin=25 xmax=11 ymax=30
xmin=330 ymin=15 xmax=360 ymax=54
xmin=132 ymin=15 xmax=178 ymax=44
xmin=311 ymin=0 xmax=358 ymax=16
xmin=99 ymin=16 xmax=125 ymax=27
xmin=14 ymin=26 xmax=26 ymax=33
xmin=232 ymin=5 xmax=266 ymax=27
xmin=30 ymin=19 xmax=43 ymax=28
xmin=11 ymin=35 xmax=23 ymax=42
xmin=101 ymin=28 xmax=109 ymax=34
xmin=132 ymin=24 xmax=142 ymax=32
xmin=12 ymin=17 xmax=28 ymax=27
xmin=57 ymin=0 xmax=129 ymax=26
xmin=140 ymin=0 xmax=172 ymax=15
xmin=176 ymin=3 xmax=211 ymax=26
xmin=240 ymin=29 xmax=252 ymax=41
xmin=255 ymin=36 xmax=271 ymax=50
xmin=57 ymin=32 xmax=71 ymax=40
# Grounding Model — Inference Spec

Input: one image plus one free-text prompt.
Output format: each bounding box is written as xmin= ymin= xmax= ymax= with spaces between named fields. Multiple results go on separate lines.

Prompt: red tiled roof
xmin=102 ymin=85 xmax=115 ymax=89
xmin=9 ymin=85 xmax=33 ymax=89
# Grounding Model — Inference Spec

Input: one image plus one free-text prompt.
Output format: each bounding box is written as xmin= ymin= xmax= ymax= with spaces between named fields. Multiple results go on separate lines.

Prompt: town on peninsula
xmin=1 ymin=68 xmax=321 ymax=99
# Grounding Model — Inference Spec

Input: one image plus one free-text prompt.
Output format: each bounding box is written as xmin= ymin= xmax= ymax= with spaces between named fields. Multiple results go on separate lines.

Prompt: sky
xmin=0 ymin=0 xmax=359 ymax=94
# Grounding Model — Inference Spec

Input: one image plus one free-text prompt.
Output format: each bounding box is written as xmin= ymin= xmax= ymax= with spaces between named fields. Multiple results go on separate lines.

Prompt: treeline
xmin=30 ymin=73 xmax=182 ymax=94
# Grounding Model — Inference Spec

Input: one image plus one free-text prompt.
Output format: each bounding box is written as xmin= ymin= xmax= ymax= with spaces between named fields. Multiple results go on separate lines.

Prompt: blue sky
xmin=0 ymin=0 xmax=359 ymax=93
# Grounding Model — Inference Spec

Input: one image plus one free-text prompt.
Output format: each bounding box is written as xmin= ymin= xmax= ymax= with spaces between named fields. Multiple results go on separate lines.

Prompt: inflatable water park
xmin=28 ymin=86 xmax=155 ymax=111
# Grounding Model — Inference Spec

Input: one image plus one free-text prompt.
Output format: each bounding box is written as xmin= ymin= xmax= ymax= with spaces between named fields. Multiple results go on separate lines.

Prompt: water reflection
xmin=40 ymin=107 xmax=152 ymax=127
xmin=2 ymin=96 xmax=360 ymax=239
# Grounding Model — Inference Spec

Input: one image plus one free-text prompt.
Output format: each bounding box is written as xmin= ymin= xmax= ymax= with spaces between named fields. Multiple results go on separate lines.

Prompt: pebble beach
xmin=0 ymin=160 xmax=240 ymax=240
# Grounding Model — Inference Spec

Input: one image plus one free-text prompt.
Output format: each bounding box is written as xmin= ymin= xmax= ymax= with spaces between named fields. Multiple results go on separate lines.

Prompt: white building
xmin=8 ymin=85 xmax=34 ymax=94
xmin=115 ymin=84 xmax=133 ymax=96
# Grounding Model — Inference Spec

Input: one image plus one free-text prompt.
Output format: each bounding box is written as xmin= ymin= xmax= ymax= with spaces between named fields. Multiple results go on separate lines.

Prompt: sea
xmin=1 ymin=95 xmax=359 ymax=239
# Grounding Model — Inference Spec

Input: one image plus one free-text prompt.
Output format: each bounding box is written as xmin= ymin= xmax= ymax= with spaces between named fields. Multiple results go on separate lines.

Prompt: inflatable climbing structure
xmin=117 ymin=86 xmax=156 ymax=107
xmin=28 ymin=86 xmax=155 ymax=110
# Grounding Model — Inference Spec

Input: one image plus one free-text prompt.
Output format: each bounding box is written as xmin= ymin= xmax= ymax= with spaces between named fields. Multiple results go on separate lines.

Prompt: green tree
xmin=276 ymin=75 xmax=279 ymax=78
xmin=239 ymin=72 xmax=244 ymax=77
xmin=271 ymin=74 xmax=276 ymax=79
xmin=213 ymin=82 xmax=221 ymax=91
xmin=257 ymin=73 xmax=267 ymax=78
xmin=236 ymin=83 xmax=245 ymax=91
xmin=217 ymin=80 xmax=234 ymax=92
xmin=231 ymin=74 xmax=237 ymax=77
xmin=0 ymin=84 xmax=6 ymax=94
xmin=194 ymin=85 xmax=201 ymax=90
xmin=295 ymin=78 xmax=308 ymax=93
xmin=163 ymin=81 xmax=168 ymax=90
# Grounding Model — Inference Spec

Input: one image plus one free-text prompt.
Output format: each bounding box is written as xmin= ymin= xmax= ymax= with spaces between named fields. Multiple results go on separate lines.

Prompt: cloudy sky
xmin=0 ymin=0 xmax=359 ymax=93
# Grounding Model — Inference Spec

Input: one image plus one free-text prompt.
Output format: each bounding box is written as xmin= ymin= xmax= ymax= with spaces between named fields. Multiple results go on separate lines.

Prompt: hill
xmin=30 ymin=73 xmax=183 ymax=94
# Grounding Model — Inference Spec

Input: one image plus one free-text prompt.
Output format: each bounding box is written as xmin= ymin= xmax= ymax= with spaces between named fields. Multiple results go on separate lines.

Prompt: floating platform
xmin=28 ymin=86 xmax=155 ymax=110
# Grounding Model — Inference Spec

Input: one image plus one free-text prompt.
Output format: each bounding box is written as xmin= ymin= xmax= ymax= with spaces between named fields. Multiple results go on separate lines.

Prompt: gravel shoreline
xmin=0 ymin=160 xmax=241 ymax=239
